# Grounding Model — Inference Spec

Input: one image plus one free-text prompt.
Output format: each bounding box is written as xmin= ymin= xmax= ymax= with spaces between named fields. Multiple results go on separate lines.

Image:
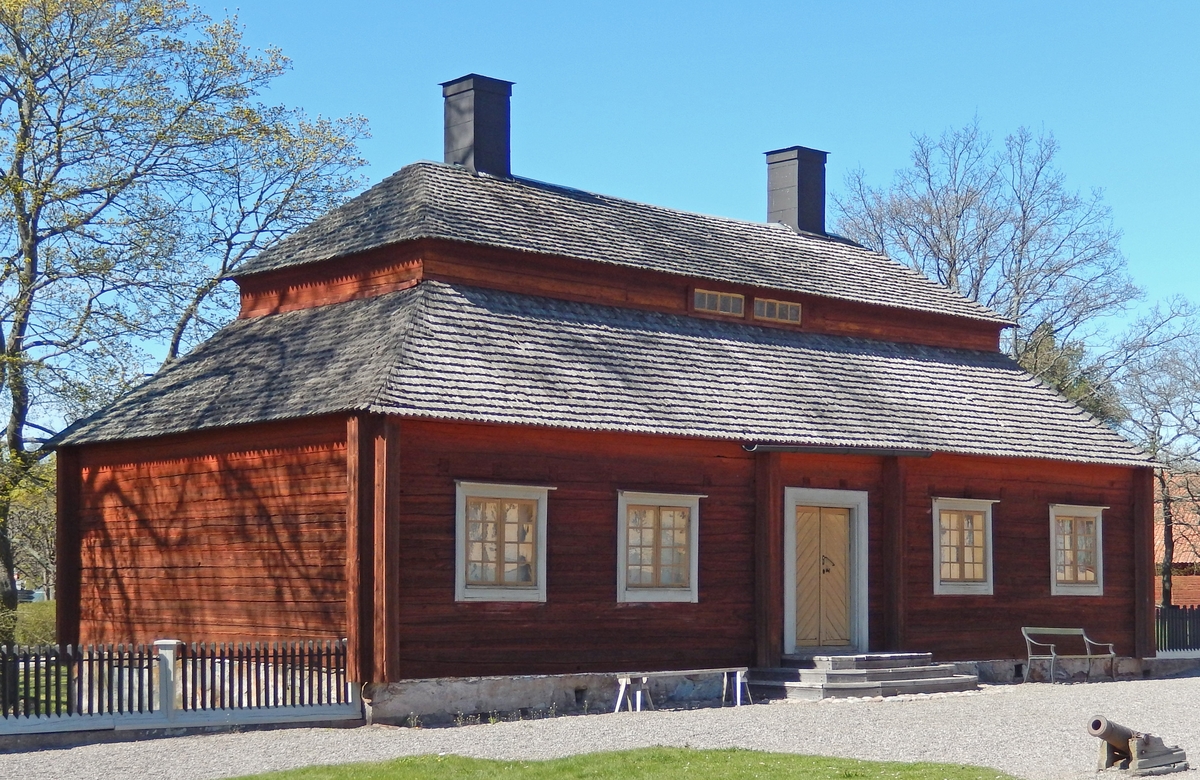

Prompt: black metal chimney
xmin=440 ymin=74 xmax=514 ymax=177
xmin=765 ymin=145 xmax=828 ymax=234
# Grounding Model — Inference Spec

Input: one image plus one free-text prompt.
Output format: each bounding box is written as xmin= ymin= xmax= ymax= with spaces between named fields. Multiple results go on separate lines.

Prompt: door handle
xmin=821 ymin=554 xmax=834 ymax=573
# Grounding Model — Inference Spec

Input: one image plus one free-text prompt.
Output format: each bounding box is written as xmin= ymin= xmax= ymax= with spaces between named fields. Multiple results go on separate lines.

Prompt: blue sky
xmin=199 ymin=0 xmax=1200 ymax=310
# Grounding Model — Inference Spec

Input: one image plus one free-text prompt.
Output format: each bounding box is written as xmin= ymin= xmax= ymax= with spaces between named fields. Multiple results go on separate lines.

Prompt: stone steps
xmin=751 ymin=662 xmax=961 ymax=684
xmin=748 ymin=652 xmax=978 ymax=701
xmin=782 ymin=652 xmax=934 ymax=670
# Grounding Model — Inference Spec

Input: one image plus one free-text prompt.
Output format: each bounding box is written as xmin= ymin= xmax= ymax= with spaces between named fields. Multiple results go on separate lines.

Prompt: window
xmin=753 ymin=298 xmax=802 ymax=324
xmin=455 ymin=482 xmax=552 ymax=602
xmin=1050 ymin=504 xmax=1105 ymax=596
xmin=932 ymin=498 xmax=997 ymax=595
xmin=616 ymin=491 xmax=703 ymax=602
xmin=694 ymin=289 xmax=744 ymax=317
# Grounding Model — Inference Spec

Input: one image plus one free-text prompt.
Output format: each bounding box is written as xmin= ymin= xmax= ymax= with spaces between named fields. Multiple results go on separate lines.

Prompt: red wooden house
xmin=53 ymin=75 xmax=1155 ymax=686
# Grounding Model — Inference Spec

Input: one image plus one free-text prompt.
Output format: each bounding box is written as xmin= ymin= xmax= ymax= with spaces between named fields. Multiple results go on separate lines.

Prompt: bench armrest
xmin=1024 ymin=638 xmax=1057 ymax=651
xmin=1084 ymin=636 xmax=1116 ymax=655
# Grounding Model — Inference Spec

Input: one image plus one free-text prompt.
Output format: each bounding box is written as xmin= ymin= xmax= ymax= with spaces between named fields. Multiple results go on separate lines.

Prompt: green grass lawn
xmin=233 ymin=747 xmax=1016 ymax=780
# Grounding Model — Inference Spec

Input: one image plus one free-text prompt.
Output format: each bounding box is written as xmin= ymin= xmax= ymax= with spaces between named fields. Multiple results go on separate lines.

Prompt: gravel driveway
xmin=3 ymin=676 xmax=1199 ymax=780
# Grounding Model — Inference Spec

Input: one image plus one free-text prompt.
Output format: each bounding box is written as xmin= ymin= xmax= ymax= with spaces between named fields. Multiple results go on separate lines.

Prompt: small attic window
xmin=695 ymin=290 xmax=744 ymax=317
xmin=754 ymin=298 xmax=802 ymax=324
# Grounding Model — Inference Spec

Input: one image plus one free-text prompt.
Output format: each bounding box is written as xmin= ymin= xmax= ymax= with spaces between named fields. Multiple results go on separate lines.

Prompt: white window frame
xmin=617 ymin=491 xmax=704 ymax=603
xmin=932 ymin=497 xmax=998 ymax=596
xmin=1049 ymin=504 xmax=1106 ymax=597
xmin=455 ymin=481 xmax=553 ymax=602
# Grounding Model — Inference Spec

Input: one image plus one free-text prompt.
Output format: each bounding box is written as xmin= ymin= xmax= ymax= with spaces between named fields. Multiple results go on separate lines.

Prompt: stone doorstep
xmin=750 ymin=663 xmax=962 ymax=684
xmin=749 ymin=674 xmax=980 ymax=701
xmin=816 ymin=653 xmax=936 ymax=670
xmin=781 ymin=653 xmax=934 ymax=670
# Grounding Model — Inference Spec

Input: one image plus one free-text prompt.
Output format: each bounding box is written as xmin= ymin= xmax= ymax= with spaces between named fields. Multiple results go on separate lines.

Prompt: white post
xmin=155 ymin=640 xmax=182 ymax=721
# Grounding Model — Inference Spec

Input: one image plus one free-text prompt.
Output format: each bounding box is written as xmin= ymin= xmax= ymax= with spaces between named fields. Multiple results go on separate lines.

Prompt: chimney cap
xmin=440 ymin=74 xmax=515 ymax=98
xmin=765 ymin=145 xmax=829 ymax=162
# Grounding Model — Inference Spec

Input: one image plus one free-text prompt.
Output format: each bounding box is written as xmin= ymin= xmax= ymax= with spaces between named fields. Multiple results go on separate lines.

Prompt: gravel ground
xmin=3 ymin=677 xmax=1200 ymax=780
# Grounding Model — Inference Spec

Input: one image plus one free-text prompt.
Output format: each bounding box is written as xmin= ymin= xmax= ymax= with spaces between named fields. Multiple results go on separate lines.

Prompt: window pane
xmin=940 ymin=508 xmax=986 ymax=583
xmin=504 ymin=562 xmax=532 ymax=583
xmin=695 ymin=290 xmax=743 ymax=317
xmin=661 ymin=566 xmax=685 ymax=585
xmin=466 ymin=496 xmax=537 ymax=588
xmin=753 ymin=297 xmax=803 ymax=324
xmin=1056 ymin=515 xmax=1099 ymax=584
xmin=626 ymin=503 xmax=690 ymax=589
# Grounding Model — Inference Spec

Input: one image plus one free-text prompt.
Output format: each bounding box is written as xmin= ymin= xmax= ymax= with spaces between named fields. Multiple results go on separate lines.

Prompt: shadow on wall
xmin=78 ymin=435 xmax=347 ymax=644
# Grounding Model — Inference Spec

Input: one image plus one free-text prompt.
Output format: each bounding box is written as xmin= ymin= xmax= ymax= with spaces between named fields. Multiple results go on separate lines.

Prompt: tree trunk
xmin=0 ymin=512 xmax=16 ymax=645
xmin=1159 ymin=468 xmax=1174 ymax=609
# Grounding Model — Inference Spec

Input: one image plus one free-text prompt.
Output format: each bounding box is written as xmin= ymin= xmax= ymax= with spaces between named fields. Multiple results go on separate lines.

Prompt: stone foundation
xmin=364 ymin=670 xmax=732 ymax=725
xmin=955 ymin=656 xmax=1200 ymax=684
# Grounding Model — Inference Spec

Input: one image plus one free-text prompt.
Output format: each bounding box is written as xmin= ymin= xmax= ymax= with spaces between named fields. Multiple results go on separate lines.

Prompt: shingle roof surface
xmin=55 ymin=282 xmax=1146 ymax=466
xmin=234 ymin=162 xmax=1006 ymax=324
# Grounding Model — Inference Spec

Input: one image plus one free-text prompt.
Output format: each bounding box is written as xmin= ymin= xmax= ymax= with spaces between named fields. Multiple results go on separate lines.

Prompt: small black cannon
xmin=1089 ymin=715 xmax=1189 ymax=775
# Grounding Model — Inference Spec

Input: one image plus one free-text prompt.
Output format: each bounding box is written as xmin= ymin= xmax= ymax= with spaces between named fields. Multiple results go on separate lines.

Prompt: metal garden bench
xmin=1021 ymin=626 xmax=1116 ymax=683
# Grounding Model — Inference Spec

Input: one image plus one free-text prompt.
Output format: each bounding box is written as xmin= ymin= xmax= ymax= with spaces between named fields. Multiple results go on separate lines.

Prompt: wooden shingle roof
xmin=55 ymin=282 xmax=1147 ymax=466
xmin=234 ymin=162 xmax=1008 ymax=325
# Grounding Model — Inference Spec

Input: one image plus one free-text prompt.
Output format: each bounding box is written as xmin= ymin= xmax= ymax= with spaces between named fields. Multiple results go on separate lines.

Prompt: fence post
xmin=154 ymin=640 xmax=182 ymax=721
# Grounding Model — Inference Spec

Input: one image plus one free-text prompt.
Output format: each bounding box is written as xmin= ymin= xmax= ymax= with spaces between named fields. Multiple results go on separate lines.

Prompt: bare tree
xmin=834 ymin=120 xmax=1166 ymax=421
xmin=161 ymin=106 xmax=367 ymax=364
xmin=1117 ymin=335 xmax=1200 ymax=607
xmin=0 ymin=0 xmax=368 ymax=640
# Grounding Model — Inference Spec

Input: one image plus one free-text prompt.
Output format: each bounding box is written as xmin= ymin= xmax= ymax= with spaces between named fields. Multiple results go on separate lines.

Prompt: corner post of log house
xmin=1133 ymin=465 xmax=1155 ymax=658
xmin=373 ymin=416 xmax=402 ymax=682
xmin=345 ymin=414 xmax=377 ymax=682
xmin=754 ymin=450 xmax=783 ymax=668
xmin=882 ymin=455 xmax=908 ymax=650
xmin=55 ymin=446 xmax=82 ymax=647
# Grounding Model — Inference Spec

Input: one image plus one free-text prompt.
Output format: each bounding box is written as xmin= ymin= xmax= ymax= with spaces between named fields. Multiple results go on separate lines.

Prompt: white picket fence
xmin=0 ymin=638 xmax=362 ymax=736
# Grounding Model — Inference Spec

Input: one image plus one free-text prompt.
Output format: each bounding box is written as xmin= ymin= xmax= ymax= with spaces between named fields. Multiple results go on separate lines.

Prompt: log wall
xmin=65 ymin=414 xmax=1145 ymax=669
xmin=394 ymin=419 xmax=758 ymax=677
xmin=391 ymin=421 xmax=1142 ymax=675
xmin=901 ymin=454 xmax=1138 ymax=660
xmin=236 ymin=239 xmax=1004 ymax=351
xmin=73 ymin=417 xmax=348 ymax=644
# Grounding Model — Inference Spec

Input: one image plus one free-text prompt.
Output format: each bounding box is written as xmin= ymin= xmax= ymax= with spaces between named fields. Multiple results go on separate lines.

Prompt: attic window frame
xmin=693 ymin=289 xmax=745 ymax=318
xmin=753 ymin=297 xmax=802 ymax=324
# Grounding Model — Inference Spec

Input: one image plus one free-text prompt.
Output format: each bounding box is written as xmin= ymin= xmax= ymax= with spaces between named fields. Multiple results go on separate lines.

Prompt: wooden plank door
xmin=819 ymin=507 xmax=851 ymax=645
xmin=794 ymin=507 xmax=822 ymax=646
xmin=795 ymin=506 xmax=851 ymax=647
